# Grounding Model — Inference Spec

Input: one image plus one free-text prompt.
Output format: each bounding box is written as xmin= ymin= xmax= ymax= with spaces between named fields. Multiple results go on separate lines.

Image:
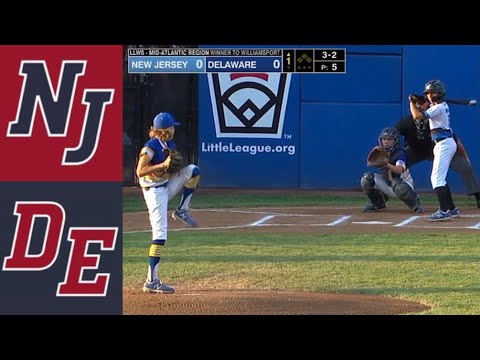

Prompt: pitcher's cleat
xmin=143 ymin=279 xmax=175 ymax=294
xmin=172 ymin=209 xmax=198 ymax=228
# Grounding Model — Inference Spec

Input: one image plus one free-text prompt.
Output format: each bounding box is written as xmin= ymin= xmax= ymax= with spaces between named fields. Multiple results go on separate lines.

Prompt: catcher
xmin=361 ymin=127 xmax=424 ymax=213
xmin=136 ymin=112 xmax=200 ymax=294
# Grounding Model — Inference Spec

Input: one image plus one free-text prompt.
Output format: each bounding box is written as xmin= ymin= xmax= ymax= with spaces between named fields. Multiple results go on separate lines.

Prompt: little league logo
xmin=208 ymin=73 xmax=291 ymax=138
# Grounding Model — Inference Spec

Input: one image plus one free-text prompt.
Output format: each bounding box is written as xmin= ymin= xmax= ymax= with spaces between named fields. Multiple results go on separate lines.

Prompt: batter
xmin=409 ymin=80 xmax=460 ymax=222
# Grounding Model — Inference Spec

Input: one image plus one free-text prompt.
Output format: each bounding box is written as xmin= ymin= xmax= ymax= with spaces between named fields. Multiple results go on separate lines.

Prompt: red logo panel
xmin=0 ymin=45 xmax=122 ymax=181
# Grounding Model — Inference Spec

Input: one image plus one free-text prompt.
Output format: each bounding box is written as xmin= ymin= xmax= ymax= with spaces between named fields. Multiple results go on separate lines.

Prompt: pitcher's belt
xmin=143 ymin=182 xmax=168 ymax=191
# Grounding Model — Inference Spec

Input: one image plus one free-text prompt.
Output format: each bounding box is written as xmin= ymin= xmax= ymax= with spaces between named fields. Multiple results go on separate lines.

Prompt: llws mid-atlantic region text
xmin=128 ymin=48 xmax=346 ymax=74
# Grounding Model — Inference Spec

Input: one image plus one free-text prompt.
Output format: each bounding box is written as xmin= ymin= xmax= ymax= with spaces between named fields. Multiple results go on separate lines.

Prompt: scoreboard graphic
xmin=128 ymin=48 xmax=346 ymax=74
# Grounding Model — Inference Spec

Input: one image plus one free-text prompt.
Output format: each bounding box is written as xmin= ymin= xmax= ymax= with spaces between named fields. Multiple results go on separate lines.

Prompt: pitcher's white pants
xmin=142 ymin=165 xmax=197 ymax=241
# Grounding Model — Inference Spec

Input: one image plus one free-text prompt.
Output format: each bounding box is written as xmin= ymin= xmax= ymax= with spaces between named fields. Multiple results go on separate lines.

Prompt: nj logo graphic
xmin=7 ymin=61 xmax=114 ymax=165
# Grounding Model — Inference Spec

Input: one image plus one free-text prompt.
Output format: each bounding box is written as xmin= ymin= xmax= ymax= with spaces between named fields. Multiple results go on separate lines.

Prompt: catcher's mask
xmin=378 ymin=127 xmax=400 ymax=153
xmin=423 ymin=80 xmax=446 ymax=102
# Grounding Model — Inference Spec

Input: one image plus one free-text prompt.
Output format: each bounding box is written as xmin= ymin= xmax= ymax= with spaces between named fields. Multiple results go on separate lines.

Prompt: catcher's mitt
xmin=366 ymin=146 xmax=389 ymax=168
xmin=165 ymin=149 xmax=183 ymax=174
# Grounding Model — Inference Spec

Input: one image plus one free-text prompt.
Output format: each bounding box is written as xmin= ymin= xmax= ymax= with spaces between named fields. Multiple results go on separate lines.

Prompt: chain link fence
xmin=123 ymin=45 xmax=198 ymax=186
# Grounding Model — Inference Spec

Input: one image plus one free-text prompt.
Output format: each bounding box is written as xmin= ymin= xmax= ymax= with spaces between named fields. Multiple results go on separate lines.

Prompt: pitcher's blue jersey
xmin=143 ymin=138 xmax=177 ymax=165
xmin=139 ymin=138 xmax=177 ymax=188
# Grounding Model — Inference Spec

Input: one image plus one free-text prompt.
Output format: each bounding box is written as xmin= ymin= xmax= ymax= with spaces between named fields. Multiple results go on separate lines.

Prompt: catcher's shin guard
xmin=392 ymin=179 xmax=422 ymax=211
xmin=361 ymin=172 xmax=386 ymax=208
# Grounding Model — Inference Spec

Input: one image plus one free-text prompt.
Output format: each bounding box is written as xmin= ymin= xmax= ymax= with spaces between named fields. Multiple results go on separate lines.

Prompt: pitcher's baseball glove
xmin=367 ymin=146 xmax=389 ymax=168
xmin=165 ymin=149 xmax=183 ymax=174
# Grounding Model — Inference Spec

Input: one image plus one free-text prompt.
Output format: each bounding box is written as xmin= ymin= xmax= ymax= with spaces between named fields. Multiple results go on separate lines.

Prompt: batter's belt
xmin=431 ymin=128 xmax=453 ymax=143
xmin=433 ymin=136 xmax=453 ymax=144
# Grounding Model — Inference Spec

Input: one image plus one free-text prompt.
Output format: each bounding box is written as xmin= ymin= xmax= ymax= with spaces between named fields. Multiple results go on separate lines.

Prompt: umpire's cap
xmin=153 ymin=112 xmax=180 ymax=129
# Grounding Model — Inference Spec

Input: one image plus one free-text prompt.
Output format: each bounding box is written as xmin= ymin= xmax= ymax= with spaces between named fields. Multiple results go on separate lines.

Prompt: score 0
xmin=195 ymin=57 xmax=205 ymax=72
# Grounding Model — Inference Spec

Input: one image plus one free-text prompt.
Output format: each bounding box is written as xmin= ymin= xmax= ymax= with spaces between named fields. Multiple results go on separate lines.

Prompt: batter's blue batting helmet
xmin=153 ymin=112 xmax=180 ymax=130
xmin=423 ymin=80 xmax=446 ymax=95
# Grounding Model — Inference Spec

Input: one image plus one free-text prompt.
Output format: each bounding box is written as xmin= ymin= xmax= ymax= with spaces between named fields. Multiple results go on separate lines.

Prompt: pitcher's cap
xmin=153 ymin=112 xmax=180 ymax=129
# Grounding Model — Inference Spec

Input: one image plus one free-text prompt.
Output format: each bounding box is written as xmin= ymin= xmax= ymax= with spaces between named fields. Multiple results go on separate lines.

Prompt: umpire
xmin=395 ymin=115 xmax=480 ymax=208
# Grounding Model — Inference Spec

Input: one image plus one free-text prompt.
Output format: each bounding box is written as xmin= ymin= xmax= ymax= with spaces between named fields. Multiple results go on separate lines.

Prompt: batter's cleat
xmin=363 ymin=202 xmax=386 ymax=212
xmin=143 ymin=279 xmax=175 ymax=294
xmin=449 ymin=208 xmax=460 ymax=218
xmin=172 ymin=209 xmax=198 ymax=228
xmin=426 ymin=209 xmax=452 ymax=222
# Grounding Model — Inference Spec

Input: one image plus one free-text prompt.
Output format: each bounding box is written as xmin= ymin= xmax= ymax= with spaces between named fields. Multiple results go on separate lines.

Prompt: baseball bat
xmin=411 ymin=94 xmax=477 ymax=106
xmin=445 ymin=98 xmax=477 ymax=106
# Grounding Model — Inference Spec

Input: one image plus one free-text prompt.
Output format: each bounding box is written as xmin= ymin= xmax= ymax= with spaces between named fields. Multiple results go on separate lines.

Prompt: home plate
xmin=352 ymin=221 xmax=394 ymax=225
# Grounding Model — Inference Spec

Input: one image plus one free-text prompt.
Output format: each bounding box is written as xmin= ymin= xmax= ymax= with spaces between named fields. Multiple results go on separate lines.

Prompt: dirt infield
xmin=123 ymin=189 xmax=479 ymax=315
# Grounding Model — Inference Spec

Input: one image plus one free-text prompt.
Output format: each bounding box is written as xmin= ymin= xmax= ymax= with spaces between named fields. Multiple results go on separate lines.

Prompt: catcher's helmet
xmin=423 ymin=80 xmax=446 ymax=96
xmin=153 ymin=112 xmax=180 ymax=130
xmin=378 ymin=127 xmax=400 ymax=152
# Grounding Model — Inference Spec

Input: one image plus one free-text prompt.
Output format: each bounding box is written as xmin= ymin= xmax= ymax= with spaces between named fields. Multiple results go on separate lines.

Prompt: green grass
xmin=123 ymin=190 xmax=480 ymax=314
xmin=124 ymin=231 xmax=480 ymax=315
xmin=123 ymin=191 xmax=479 ymax=213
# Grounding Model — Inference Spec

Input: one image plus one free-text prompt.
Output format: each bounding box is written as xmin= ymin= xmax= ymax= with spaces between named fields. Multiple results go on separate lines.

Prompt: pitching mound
xmin=123 ymin=289 xmax=430 ymax=315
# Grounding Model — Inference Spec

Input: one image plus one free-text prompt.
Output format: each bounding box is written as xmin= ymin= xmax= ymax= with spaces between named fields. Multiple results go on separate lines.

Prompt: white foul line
xmin=407 ymin=225 xmax=480 ymax=230
xmin=468 ymin=222 xmax=480 ymax=229
xmin=123 ymin=224 xmax=253 ymax=234
xmin=325 ymin=215 xmax=351 ymax=227
xmin=248 ymin=215 xmax=276 ymax=227
xmin=394 ymin=216 xmax=420 ymax=227
xmin=123 ymin=229 xmax=150 ymax=234
xmin=352 ymin=221 xmax=393 ymax=225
